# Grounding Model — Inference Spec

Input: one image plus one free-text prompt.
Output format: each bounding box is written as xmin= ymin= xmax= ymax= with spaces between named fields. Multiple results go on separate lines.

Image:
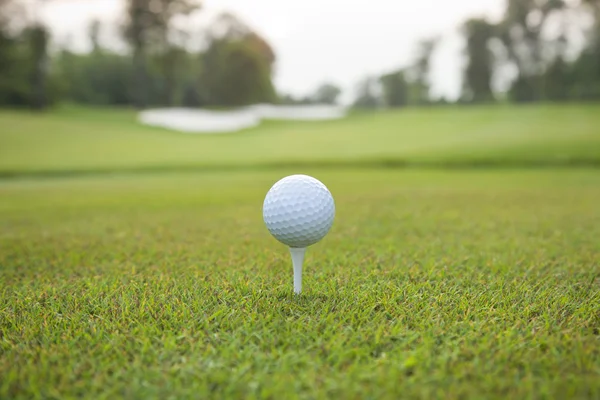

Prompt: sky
xmin=40 ymin=0 xmax=506 ymax=102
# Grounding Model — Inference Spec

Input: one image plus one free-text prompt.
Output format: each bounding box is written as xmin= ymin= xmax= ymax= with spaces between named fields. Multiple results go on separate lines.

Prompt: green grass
xmin=1 ymin=104 xmax=599 ymax=176
xmin=2 ymin=104 xmax=599 ymax=398
xmin=1 ymin=169 xmax=599 ymax=399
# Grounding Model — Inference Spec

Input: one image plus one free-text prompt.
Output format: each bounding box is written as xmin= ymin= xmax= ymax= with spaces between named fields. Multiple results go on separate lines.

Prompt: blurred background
xmin=1 ymin=0 xmax=599 ymax=111
xmin=0 ymin=0 xmax=599 ymax=176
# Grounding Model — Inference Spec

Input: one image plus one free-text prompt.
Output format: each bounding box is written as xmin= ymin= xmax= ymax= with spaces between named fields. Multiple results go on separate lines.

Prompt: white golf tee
xmin=289 ymin=247 xmax=306 ymax=294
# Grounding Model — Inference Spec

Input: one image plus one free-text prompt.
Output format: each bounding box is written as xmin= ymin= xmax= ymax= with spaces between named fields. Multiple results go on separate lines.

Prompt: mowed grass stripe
xmin=1 ymin=104 xmax=599 ymax=175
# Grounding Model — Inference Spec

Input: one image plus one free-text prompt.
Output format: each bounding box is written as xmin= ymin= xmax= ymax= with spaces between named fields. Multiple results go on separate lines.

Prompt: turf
xmin=1 ymin=104 xmax=600 ymax=176
xmin=1 ymin=169 xmax=599 ymax=399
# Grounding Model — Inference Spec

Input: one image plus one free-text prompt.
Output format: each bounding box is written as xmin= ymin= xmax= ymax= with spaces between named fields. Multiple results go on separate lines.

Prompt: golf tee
xmin=289 ymin=247 xmax=306 ymax=294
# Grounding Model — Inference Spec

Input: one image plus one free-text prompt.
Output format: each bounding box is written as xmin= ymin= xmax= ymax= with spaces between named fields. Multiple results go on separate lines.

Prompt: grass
xmin=1 ymin=104 xmax=599 ymax=398
xmin=1 ymin=169 xmax=599 ymax=399
xmin=1 ymin=104 xmax=600 ymax=176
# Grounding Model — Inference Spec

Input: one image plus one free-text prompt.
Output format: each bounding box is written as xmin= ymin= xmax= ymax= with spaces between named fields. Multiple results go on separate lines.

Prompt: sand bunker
xmin=138 ymin=104 xmax=347 ymax=133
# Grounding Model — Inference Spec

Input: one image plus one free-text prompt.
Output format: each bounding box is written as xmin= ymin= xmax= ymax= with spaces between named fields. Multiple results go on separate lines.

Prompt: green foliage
xmin=509 ymin=76 xmax=539 ymax=103
xmin=0 ymin=23 xmax=59 ymax=109
xmin=55 ymin=50 xmax=134 ymax=106
xmin=498 ymin=0 xmax=574 ymax=102
xmin=1 ymin=169 xmax=599 ymax=399
xmin=200 ymin=13 xmax=276 ymax=107
xmin=408 ymin=37 xmax=438 ymax=105
xmin=352 ymin=77 xmax=380 ymax=109
xmin=570 ymin=1 xmax=600 ymax=100
xmin=2 ymin=0 xmax=600 ymax=109
xmin=123 ymin=0 xmax=201 ymax=108
xmin=0 ymin=31 xmax=31 ymax=106
xmin=278 ymin=83 xmax=342 ymax=106
xmin=202 ymin=37 xmax=276 ymax=106
xmin=569 ymin=50 xmax=600 ymax=100
xmin=374 ymin=38 xmax=438 ymax=107
xmin=311 ymin=83 xmax=342 ymax=105
xmin=28 ymin=25 xmax=50 ymax=109
xmin=543 ymin=56 xmax=571 ymax=101
xmin=379 ymin=70 xmax=409 ymax=108
xmin=462 ymin=19 xmax=496 ymax=103
xmin=41 ymin=11 xmax=277 ymax=109
xmin=456 ymin=0 xmax=600 ymax=103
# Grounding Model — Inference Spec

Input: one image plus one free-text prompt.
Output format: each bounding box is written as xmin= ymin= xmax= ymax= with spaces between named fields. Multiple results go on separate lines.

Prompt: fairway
xmin=1 ymin=104 xmax=600 ymax=176
xmin=1 ymin=169 xmax=599 ymax=399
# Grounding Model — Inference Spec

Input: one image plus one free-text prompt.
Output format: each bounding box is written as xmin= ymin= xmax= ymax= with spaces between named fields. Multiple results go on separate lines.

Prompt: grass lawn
xmin=1 ymin=169 xmax=599 ymax=399
xmin=1 ymin=104 xmax=600 ymax=176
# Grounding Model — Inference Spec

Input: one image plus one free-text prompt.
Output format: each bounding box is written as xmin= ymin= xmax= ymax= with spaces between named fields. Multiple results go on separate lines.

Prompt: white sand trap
xmin=138 ymin=108 xmax=261 ymax=133
xmin=138 ymin=104 xmax=347 ymax=134
xmin=248 ymin=104 xmax=347 ymax=121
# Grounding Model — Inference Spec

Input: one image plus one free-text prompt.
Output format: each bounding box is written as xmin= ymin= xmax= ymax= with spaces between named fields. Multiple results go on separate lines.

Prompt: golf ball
xmin=263 ymin=175 xmax=335 ymax=248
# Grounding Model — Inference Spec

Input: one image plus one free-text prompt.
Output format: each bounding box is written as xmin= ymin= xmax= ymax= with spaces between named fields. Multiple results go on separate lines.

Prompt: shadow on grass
xmin=2 ymin=156 xmax=600 ymax=180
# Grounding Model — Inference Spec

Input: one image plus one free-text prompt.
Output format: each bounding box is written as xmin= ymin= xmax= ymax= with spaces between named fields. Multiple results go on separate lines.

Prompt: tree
xmin=201 ymin=13 xmax=276 ymax=106
xmin=352 ymin=76 xmax=380 ymax=109
xmin=124 ymin=0 xmax=150 ymax=108
xmin=543 ymin=56 xmax=571 ymax=101
xmin=123 ymin=0 xmax=201 ymax=108
xmin=570 ymin=50 xmax=600 ymax=100
xmin=160 ymin=44 xmax=187 ymax=105
xmin=542 ymin=33 xmax=572 ymax=101
xmin=409 ymin=37 xmax=438 ymax=105
xmin=572 ymin=0 xmax=600 ymax=99
xmin=89 ymin=19 xmax=101 ymax=53
xmin=0 ymin=0 xmax=55 ymax=109
xmin=0 ymin=0 xmax=24 ymax=105
xmin=154 ymin=0 xmax=200 ymax=106
xmin=202 ymin=38 xmax=276 ymax=106
xmin=498 ymin=0 xmax=565 ymax=102
xmin=54 ymin=44 xmax=133 ymax=106
xmin=278 ymin=93 xmax=313 ymax=105
xmin=379 ymin=69 xmax=408 ymax=107
xmin=28 ymin=24 xmax=49 ymax=109
xmin=584 ymin=0 xmax=600 ymax=48
xmin=312 ymin=83 xmax=342 ymax=104
xmin=462 ymin=18 xmax=496 ymax=103
xmin=0 ymin=33 xmax=29 ymax=106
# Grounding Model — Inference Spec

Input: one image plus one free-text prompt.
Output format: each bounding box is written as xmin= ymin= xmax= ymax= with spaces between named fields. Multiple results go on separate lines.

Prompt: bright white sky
xmin=40 ymin=0 xmax=506 ymax=101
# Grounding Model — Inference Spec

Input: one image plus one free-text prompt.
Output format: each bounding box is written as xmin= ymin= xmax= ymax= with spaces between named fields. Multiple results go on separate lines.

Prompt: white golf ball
xmin=263 ymin=174 xmax=335 ymax=248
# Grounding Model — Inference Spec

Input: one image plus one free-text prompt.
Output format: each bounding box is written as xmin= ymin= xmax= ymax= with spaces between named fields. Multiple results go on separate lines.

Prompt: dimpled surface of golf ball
xmin=263 ymin=175 xmax=335 ymax=248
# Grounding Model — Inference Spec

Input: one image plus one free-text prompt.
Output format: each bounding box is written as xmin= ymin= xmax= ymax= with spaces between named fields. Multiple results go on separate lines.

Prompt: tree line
xmin=368 ymin=0 xmax=600 ymax=108
xmin=0 ymin=0 xmax=284 ymax=109
xmin=0 ymin=0 xmax=599 ymax=111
